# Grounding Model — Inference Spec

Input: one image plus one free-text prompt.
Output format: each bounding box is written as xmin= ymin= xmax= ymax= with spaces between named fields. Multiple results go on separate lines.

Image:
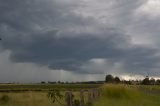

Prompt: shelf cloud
xmin=0 ymin=0 xmax=160 ymax=82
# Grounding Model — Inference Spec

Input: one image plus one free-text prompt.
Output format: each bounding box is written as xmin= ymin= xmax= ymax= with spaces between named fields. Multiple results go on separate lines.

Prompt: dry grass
xmin=0 ymin=92 xmax=55 ymax=106
xmin=0 ymin=91 xmax=89 ymax=106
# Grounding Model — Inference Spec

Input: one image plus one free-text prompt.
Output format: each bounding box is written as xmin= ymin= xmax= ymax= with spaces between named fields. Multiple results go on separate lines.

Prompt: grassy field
xmin=0 ymin=91 xmax=90 ymax=106
xmin=93 ymin=84 xmax=160 ymax=106
xmin=0 ymin=84 xmax=102 ymax=92
xmin=0 ymin=84 xmax=101 ymax=106
xmin=0 ymin=84 xmax=160 ymax=106
xmin=0 ymin=92 xmax=54 ymax=106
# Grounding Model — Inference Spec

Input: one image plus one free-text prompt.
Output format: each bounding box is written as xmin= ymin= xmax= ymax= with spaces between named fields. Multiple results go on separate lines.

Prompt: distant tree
xmin=150 ymin=78 xmax=155 ymax=85
xmin=105 ymin=74 xmax=114 ymax=83
xmin=156 ymin=79 xmax=160 ymax=85
xmin=48 ymin=81 xmax=56 ymax=84
xmin=41 ymin=81 xmax=46 ymax=84
xmin=65 ymin=81 xmax=69 ymax=84
xmin=57 ymin=81 xmax=61 ymax=84
xmin=142 ymin=76 xmax=150 ymax=85
xmin=114 ymin=76 xmax=121 ymax=83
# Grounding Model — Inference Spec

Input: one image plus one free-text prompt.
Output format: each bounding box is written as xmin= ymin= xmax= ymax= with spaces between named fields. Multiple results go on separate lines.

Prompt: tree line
xmin=105 ymin=74 xmax=160 ymax=85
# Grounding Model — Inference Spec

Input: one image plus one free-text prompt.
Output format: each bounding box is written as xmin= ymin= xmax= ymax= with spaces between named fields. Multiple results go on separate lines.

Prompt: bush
xmin=72 ymin=99 xmax=80 ymax=106
xmin=0 ymin=95 xmax=10 ymax=103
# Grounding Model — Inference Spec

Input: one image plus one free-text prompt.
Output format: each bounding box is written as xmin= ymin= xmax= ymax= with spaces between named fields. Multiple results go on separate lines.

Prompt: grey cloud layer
xmin=0 ymin=0 xmax=160 ymax=76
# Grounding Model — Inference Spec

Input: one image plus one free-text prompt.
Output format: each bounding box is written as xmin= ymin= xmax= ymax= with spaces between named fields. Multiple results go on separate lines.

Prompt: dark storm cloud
xmin=0 ymin=0 xmax=160 ymax=76
xmin=1 ymin=30 xmax=129 ymax=70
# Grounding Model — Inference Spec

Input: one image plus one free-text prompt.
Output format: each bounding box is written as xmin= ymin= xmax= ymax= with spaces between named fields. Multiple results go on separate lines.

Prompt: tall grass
xmin=0 ymin=92 xmax=55 ymax=106
xmin=93 ymin=84 xmax=160 ymax=106
xmin=0 ymin=91 xmax=89 ymax=106
xmin=101 ymin=84 xmax=140 ymax=99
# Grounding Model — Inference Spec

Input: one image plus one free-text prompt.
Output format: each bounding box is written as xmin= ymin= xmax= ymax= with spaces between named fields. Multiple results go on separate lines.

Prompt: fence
xmin=65 ymin=89 xmax=101 ymax=106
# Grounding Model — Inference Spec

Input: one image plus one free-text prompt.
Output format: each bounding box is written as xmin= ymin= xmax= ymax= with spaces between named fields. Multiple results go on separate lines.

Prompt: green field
xmin=93 ymin=84 xmax=160 ymax=106
xmin=0 ymin=84 xmax=160 ymax=106
xmin=0 ymin=84 xmax=102 ymax=92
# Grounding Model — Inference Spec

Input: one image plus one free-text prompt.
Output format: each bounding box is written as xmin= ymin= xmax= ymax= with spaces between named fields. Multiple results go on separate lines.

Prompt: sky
xmin=0 ymin=0 xmax=160 ymax=83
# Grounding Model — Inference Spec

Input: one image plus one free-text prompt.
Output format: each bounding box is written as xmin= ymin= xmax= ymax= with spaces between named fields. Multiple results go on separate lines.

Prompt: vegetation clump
xmin=101 ymin=84 xmax=140 ymax=99
xmin=47 ymin=89 xmax=64 ymax=105
xmin=105 ymin=75 xmax=121 ymax=84
xmin=0 ymin=94 xmax=10 ymax=103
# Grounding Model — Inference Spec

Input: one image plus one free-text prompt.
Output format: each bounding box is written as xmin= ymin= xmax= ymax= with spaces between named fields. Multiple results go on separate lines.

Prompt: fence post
xmin=93 ymin=90 xmax=96 ymax=99
xmin=97 ymin=89 xmax=100 ymax=97
xmin=88 ymin=90 xmax=92 ymax=103
xmin=80 ymin=90 xmax=84 ymax=106
xmin=65 ymin=91 xmax=72 ymax=106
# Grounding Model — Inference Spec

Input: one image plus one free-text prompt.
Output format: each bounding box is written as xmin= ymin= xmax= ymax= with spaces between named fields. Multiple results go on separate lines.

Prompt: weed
xmin=0 ymin=94 xmax=10 ymax=103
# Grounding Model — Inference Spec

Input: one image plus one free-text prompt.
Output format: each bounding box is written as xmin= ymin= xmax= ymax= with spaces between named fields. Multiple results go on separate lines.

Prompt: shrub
xmin=0 ymin=95 xmax=10 ymax=103
xmin=72 ymin=99 xmax=80 ymax=106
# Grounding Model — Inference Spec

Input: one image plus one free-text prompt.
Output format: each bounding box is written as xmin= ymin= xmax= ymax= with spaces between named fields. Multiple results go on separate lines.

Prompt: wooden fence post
xmin=65 ymin=89 xmax=100 ymax=106
xmin=88 ymin=90 xmax=92 ymax=103
xmin=93 ymin=90 xmax=96 ymax=99
xmin=65 ymin=91 xmax=72 ymax=106
xmin=97 ymin=89 xmax=101 ymax=97
xmin=80 ymin=90 xmax=84 ymax=106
